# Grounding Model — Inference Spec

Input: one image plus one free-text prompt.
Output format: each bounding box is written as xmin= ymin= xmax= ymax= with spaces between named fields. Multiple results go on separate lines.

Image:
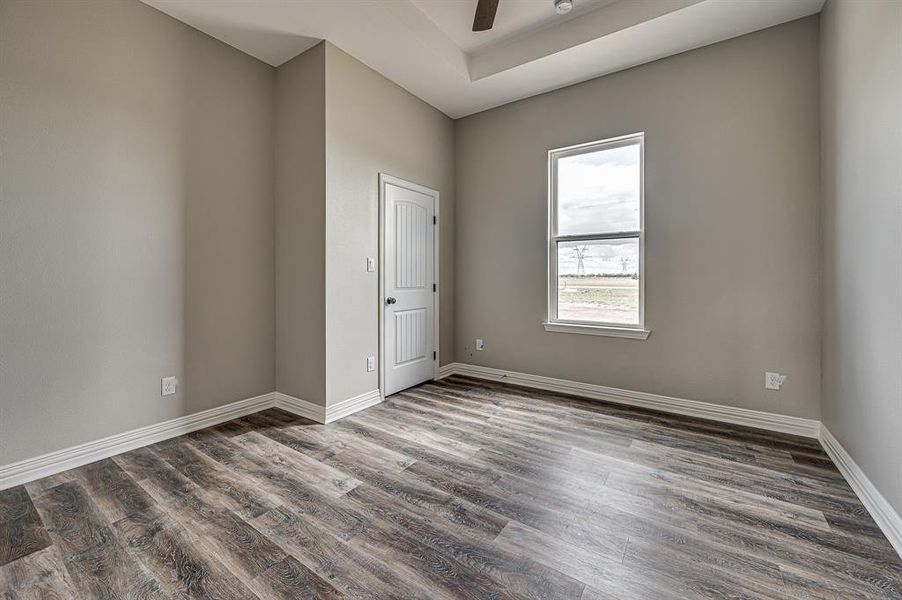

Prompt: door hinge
xmin=433 ymin=283 xmax=437 ymax=292
xmin=433 ymin=216 xmax=437 ymax=225
xmin=433 ymin=351 xmax=437 ymax=360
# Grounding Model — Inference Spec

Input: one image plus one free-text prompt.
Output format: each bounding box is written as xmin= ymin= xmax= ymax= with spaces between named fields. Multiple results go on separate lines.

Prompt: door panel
xmin=394 ymin=308 xmax=427 ymax=365
xmin=395 ymin=202 xmax=427 ymax=289
xmin=384 ymin=181 xmax=435 ymax=396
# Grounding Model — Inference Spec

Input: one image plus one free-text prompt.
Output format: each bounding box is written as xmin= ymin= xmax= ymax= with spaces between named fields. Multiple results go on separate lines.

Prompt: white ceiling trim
xmin=141 ymin=0 xmax=824 ymax=118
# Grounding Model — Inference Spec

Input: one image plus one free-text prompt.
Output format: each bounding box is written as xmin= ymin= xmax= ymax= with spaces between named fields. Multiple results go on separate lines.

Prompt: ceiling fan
xmin=472 ymin=0 xmax=573 ymax=32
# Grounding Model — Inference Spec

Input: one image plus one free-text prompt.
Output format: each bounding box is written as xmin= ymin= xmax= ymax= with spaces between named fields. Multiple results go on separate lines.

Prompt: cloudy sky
xmin=557 ymin=142 xmax=640 ymax=276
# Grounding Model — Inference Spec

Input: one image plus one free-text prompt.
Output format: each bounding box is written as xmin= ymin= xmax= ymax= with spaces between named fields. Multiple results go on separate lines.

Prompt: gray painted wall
xmin=274 ymin=43 xmax=327 ymax=406
xmin=820 ymin=0 xmax=902 ymax=515
xmin=454 ymin=17 xmax=822 ymax=418
xmin=324 ymin=43 xmax=455 ymax=406
xmin=0 ymin=0 xmax=276 ymax=464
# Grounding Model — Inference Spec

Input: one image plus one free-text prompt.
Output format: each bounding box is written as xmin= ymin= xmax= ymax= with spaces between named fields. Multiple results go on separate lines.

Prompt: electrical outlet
xmin=366 ymin=356 xmax=376 ymax=372
xmin=161 ymin=376 xmax=178 ymax=396
xmin=765 ymin=372 xmax=786 ymax=391
xmin=366 ymin=257 xmax=376 ymax=272
xmin=475 ymin=339 xmax=485 ymax=351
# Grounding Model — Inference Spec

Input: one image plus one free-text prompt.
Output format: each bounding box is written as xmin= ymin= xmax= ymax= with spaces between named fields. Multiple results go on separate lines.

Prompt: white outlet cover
xmin=475 ymin=339 xmax=485 ymax=351
xmin=765 ymin=372 xmax=786 ymax=391
xmin=366 ymin=356 xmax=376 ymax=372
xmin=161 ymin=376 xmax=178 ymax=396
xmin=366 ymin=257 xmax=376 ymax=272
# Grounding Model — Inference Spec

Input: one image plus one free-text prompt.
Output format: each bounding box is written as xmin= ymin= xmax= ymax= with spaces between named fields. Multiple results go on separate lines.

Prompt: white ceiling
xmin=411 ymin=0 xmax=619 ymax=53
xmin=141 ymin=0 xmax=824 ymax=118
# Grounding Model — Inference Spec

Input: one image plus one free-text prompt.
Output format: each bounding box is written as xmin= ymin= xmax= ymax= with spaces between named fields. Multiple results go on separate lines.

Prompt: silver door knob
xmin=385 ymin=297 xmax=397 ymax=305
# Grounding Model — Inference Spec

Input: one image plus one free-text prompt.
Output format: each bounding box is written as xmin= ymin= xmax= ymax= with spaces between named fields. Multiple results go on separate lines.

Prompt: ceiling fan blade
xmin=472 ymin=0 xmax=499 ymax=32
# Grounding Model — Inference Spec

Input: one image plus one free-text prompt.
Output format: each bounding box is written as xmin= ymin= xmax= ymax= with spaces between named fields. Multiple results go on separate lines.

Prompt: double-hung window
xmin=545 ymin=132 xmax=649 ymax=339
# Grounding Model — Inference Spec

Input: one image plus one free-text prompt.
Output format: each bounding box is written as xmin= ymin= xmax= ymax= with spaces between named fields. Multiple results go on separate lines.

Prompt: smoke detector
xmin=554 ymin=0 xmax=573 ymax=15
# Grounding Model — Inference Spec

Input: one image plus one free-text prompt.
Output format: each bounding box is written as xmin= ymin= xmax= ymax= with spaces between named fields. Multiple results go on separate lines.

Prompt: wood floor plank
xmin=384 ymin=393 xmax=583 ymax=460
xmin=687 ymin=504 xmax=901 ymax=598
xmin=30 ymin=481 xmax=166 ymax=599
xmin=71 ymin=458 xmax=156 ymax=522
xmin=246 ymin=555 xmax=344 ymax=599
xmin=344 ymin=483 xmax=586 ymax=599
xmin=404 ymin=462 xmax=633 ymax=566
xmin=113 ymin=446 xmax=189 ymax=487
xmin=233 ymin=412 xmax=341 ymax=462
xmin=0 ymin=545 xmax=78 ymax=599
xmin=259 ymin=415 xmax=417 ymax=474
xmin=493 ymin=521 xmax=682 ymax=600
xmin=0 ymin=486 xmax=38 ymax=523
xmin=334 ymin=418 xmax=498 ymax=485
xmin=345 ymin=408 xmax=483 ymax=459
xmin=327 ymin=454 xmax=508 ymax=543
xmin=0 ymin=510 xmax=53 ymax=568
xmin=134 ymin=469 xmax=287 ymax=584
xmin=350 ymin=515 xmax=526 ymax=600
xmin=23 ymin=471 xmax=77 ymax=497
xmin=151 ymin=439 xmax=281 ymax=519
xmin=6 ymin=376 xmax=901 ymax=598
xmin=473 ymin=446 xmax=612 ymax=502
xmin=232 ymin=430 xmax=362 ymax=497
xmin=0 ymin=486 xmax=51 ymax=566
xmin=251 ymin=504 xmax=431 ymax=599
xmin=114 ymin=504 xmax=257 ymax=599
xmin=604 ymin=465 xmax=832 ymax=533
xmin=778 ymin=563 xmax=851 ymax=599
xmin=118 ymin=445 xmax=298 ymax=595
xmin=621 ymin=526 xmax=788 ymax=599
xmin=185 ymin=432 xmax=372 ymax=541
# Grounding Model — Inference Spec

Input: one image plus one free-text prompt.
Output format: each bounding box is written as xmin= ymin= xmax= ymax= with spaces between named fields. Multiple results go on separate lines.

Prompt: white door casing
xmin=380 ymin=175 xmax=439 ymax=397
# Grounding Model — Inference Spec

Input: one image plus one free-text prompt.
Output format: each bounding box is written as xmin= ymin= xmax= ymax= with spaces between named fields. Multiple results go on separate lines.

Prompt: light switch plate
xmin=161 ymin=376 xmax=178 ymax=396
xmin=366 ymin=257 xmax=376 ymax=272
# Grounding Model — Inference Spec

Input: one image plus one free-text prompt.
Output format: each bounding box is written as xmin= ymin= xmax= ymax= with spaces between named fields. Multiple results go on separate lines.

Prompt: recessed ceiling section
xmin=409 ymin=0 xmax=619 ymax=54
xmin=465 ymin=0 xmax=705 ymax=80
xmin=141 ymin=0 xmax=824 ymax=118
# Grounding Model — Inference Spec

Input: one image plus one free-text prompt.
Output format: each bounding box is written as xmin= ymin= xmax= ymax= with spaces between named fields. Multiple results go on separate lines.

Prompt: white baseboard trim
xmin=273 ymin=392 xmax=325 ymax=423
xmin=0 ymin=385 xmax=386 ymax=491
xmin=438 ymin=362 xmax=821 ymax=438
xmin=325 ymin=389 xmax=382 ymax=423
xmin=274 ymin=389 xmax=382 ymax=424
xmin=0 ymin=392 xmax=276 ymax=491
xmin=0 ymin=390 xmax=382 ymax=490
xmin=436 ymin=363 xmax=457 ymax=380
xmin=819 ymin=425 xmax=902 ymax=558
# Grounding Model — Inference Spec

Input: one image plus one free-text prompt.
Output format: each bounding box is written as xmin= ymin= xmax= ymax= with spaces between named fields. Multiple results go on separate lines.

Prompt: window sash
xmin=548 ymin=133 xmax=645 ymax=330
xmin=549 ymin=235 xmax=644 ymax=327
xmin=553 ymin=231 xmax=640 ymax=243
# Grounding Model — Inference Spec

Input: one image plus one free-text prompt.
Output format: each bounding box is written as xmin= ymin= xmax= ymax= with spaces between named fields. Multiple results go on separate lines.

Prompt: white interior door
xmin=383 ymin=178 xmax=436 ymax=396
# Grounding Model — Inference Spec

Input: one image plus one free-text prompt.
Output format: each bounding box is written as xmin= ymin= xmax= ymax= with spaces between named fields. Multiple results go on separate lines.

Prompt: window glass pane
xmin=557 ymin=141 xmax=640 ymax=235
xmin=557 ymin=238 xmax=639 ymax=325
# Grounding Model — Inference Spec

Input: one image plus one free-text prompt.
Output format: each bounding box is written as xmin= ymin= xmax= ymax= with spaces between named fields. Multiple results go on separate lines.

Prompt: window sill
xmin=542 ymin=322 xmax=651 ymax=340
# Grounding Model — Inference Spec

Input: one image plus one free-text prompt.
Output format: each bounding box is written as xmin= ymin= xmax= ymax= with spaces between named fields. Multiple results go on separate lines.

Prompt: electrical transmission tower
xmin=572 ymin=244 xmax=590 ymax=277
xmin=620 ymin=256 xmax=631 ymax=274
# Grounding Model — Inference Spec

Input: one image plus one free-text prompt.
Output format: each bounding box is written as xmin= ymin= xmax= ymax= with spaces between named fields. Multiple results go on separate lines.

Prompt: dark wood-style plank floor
xmin=2 ymin=375 xmax=901 ymax=599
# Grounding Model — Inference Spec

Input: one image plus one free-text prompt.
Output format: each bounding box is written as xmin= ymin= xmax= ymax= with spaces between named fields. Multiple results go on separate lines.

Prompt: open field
xmin=559 ymin=276 xmax=638 ymax=288
xmin=558 ymin=276 xmax=639 ymax=324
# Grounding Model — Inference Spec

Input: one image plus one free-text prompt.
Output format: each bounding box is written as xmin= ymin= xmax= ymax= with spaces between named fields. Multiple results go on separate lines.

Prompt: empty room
xmin=1 ymin=0 xmax=900 ymax=597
